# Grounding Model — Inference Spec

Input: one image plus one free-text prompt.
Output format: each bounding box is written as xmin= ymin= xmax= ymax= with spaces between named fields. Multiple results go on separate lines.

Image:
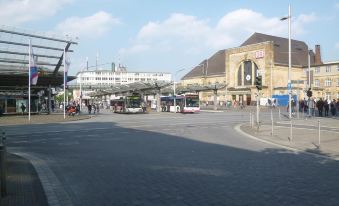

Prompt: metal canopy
xmin=88 ymin=80 xmax=172 ymax=97
xmin=88 ymin=81 xmax=226 ymax=97
xmin=0 ymin=25 xmax=78 ymax=93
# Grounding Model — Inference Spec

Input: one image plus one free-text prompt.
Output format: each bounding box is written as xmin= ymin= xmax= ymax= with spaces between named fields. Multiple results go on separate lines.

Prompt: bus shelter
xmin=0 ymin=26 xmax=77 ymax=115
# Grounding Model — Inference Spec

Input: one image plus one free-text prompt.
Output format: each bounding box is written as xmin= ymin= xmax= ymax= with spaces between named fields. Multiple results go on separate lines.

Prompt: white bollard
xmin=279 ymin=108 xmax=281 ymax=120
xmin=271 ymin=109 xmax=274 ymax=136
xmin=289 ymin=120 xmax=293 ymax=141
xmin=318 ymin=120 xmax=321 ymax=146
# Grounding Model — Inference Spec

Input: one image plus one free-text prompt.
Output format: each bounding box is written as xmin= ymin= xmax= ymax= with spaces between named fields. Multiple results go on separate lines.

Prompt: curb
xmin=234 ymin=123 xmax=339 ymax=161
xmin=12 ymin=151 xmax=73 ymax=206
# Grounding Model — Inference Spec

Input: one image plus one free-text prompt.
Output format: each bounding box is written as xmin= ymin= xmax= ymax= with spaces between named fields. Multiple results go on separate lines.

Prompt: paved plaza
xmin=1 ymin=110 xmax=339 ymax=206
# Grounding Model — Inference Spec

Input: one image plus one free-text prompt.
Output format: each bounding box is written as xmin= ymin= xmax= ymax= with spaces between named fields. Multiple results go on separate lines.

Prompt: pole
xmin=86 ymin=56 xmax=89 ymax=71
xmin=279 ymin=108 xmax=281 ymax=120
xmin=63 ymin=48 xmax=66 ymax=119
xmin=288 ymin=5 xmax=292 ymax=119
xmin=308 ymin=50 xmax=311 ymax=117
xmin=256 ymin=92 xmax=260 ymax=128
xmin=28 ymin=40 xmax=31 ymax=121
xmin=318 ymin=120 xmax=321 ymax=146
xmin=271 ymin=109 xmax=274 ymax=136
xmin=270 ymin=59 xmax=273 ymax=98
xmin=80 ymin=70 xmax=82 ymax=111
xmin=174 ymin=69 xmax=185 ymax=113
xmin=289 ymin=120 xmax=293 ymax=141
xmin=173 ymin=80 xmax=176 ymax=113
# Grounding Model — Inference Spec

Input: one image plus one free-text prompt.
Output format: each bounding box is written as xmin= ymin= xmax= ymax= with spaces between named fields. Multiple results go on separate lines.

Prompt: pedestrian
xmin=330 ymin=99 xmax=336 ymax=117
xmin=87 ymin=104 xmax=92 ymax=114
xmin=324 ymin=99 xmax=329 ymax=117
xmin=20 ymin=103 xmax=26 ymax=115
xmin=76 ymin=104 xmax=80 ymax=115
xmin=316 ymin=98 xmax=324 ymax=117
xmin=96 ymin=104 xmax=100 ymax=114
xmin=92 ymin=104 xmax=96 ymax=114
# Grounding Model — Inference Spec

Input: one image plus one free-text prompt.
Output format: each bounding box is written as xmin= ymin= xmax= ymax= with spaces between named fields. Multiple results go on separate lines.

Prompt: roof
xmin=0 ymin=26 xmax=77 ymax=94
xmin=241 ymin=32 xmax=314 ymax=67
xmin=182 ymin=50 xmax=226 ymax=80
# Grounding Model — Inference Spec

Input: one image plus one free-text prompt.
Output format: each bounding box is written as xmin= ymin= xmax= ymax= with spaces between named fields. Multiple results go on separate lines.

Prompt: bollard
xmin=249 ymin=112 xmax=252 ymax=127
xmin=289 ymin=120 xmax=293 ymax=142
xmin=0 ymin=129 xmax=7 ymax=197
xmin=0 ymin=145 xmax=6 ymax=197
xmin=278 ymin=108 xmax=281 ymax=120
xmin=318 ymin=120 xmax=321 ymax=146
xmin=271 ymin=109 xmax=274 ymax=136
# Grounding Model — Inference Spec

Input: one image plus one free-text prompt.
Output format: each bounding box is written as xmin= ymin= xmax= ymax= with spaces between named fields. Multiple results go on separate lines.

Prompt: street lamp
xmin=280 ymin=4 xmax=292 ymax=119
xmin=173 ymin=68 xmax=185 ymax=113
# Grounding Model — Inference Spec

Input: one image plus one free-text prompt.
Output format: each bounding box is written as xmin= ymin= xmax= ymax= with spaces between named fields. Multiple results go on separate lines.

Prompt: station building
xmin=181 ymin=32 xmax=332 ymax=105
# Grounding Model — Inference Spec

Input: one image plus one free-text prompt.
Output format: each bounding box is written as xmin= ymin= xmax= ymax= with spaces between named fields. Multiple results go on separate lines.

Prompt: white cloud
xmin=336 ymin=3 xmax=339 ymax=9
xmin=55 ymin=11 xmax=121 ymax=38
xmin=0 ymin=0 xmax=73 ymax=25
xmin=119 ymin=9 xmax=316 ymax=57
xmin=335 ymin=43 xmax=339 ymax=50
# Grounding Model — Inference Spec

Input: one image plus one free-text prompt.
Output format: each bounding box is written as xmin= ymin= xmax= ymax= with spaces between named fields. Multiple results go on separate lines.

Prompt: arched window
xmin=237 ymin=60 xmax=259 ymax=86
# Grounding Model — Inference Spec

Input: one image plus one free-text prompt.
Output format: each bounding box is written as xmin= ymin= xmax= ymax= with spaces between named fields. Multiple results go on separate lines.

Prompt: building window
xmin=237 ymin=60 xmax=258 ymax=86
xmin=325 ymin=92 xmax=331 ymax=100
xmin=325 ymin=79 xmax=332 ymax=87
xmin=314 ymin=79 xmax=320 ymax=87
xmin=337 ymin=65 xmax=339 ymax=72
xmin=337 ymin=78 xmax=339 ymax=87
xmin=326 ymin=66 xmax=331 ymax=72
xmin=315 ymin=67 xmax=320 ymax=73
xmin=337 ymin=92 xmax=339 ymax=99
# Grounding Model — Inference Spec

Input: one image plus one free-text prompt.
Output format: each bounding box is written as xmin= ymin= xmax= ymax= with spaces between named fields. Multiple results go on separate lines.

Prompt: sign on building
xmin=255 ymin=50 xmax=265 ymax=59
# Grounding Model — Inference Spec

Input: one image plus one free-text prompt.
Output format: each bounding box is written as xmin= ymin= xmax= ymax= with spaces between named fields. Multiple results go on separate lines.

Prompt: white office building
xmin=76 ymin=69 xmax=172 ymax=86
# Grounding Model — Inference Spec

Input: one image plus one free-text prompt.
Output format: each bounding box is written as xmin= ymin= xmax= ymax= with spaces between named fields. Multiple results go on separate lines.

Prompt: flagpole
xmin=28 ymin=40 xmax=31 ymax=121
xmin=63 ymin=48 xmax=66 ymax=119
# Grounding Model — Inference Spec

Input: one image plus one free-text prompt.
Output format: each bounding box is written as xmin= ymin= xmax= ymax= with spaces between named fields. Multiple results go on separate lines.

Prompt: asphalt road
xmin=3 ymin=111 xmax=339 ymax=206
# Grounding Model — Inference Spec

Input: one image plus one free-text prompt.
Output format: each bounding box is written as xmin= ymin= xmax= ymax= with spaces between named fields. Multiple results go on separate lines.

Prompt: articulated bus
xmin=110 ymin=95 xmax=144 ymax=114
xmin=161 ymin=94 xmax=200 ymax=113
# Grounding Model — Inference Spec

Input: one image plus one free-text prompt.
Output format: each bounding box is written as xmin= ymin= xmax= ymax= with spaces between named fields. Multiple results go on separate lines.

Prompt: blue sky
xmin=1 ymin=0 xmax=338 ymax=78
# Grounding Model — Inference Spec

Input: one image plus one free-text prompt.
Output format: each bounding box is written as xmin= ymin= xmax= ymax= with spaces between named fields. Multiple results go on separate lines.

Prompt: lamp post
xmin=281 ymin=4 xmax=292 ymax=119
xmin=308 ymin=50 xmax=311 ymax=116
xmin=173 ymin=68 xmax=185 ymax=113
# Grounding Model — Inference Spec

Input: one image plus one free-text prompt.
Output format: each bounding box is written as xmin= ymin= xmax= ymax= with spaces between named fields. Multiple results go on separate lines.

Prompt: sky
xmin=0 ymin=0 xmax=338 ymax=78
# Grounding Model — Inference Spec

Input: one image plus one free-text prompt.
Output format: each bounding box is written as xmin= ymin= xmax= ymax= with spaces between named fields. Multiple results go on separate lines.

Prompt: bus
xmin=110 ymin=95 xmax=144 ymax=114
xmin=161 ymin=94 xmax=200 ymax=113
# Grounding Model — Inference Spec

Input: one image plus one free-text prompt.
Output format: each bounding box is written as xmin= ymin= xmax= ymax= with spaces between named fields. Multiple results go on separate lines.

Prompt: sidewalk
xmin=0 ymin=153 xmax=48 ymax=206
xmin=240 ymin=116 xmax=339 ymax=160
xmin=0 ymin=113 xmax=92 ymax=206
xmin=0 ymin=112 xmax=91 ymax=126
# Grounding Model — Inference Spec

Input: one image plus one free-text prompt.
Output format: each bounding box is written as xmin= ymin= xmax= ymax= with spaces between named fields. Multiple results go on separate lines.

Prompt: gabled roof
xmin=182 ymin=50 xmax=226 ymax=80
xmin=241 ymin=32 xmax=314 ymax=66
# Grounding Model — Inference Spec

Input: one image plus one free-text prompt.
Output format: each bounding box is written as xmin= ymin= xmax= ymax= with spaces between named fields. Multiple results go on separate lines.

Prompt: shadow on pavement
xmin=2 ymin=120 xmax=339 ymax=206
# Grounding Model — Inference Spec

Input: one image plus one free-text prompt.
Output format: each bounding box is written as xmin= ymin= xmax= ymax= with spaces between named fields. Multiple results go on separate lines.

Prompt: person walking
xmin=330 ymin=99 xmax=336 ymax=117
xmin=87 ymin=104 xmax=92 ymax=114
xmin=324 ymin=99 xmax=329 ymax=117
xmin=20 ymin=103 xmax=26 ymax=115
xmin=316 ymin=98 xmax=324 ymax=117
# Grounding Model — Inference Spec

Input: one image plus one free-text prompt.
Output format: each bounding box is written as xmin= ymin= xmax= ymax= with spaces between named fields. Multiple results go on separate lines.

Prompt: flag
xmin=64 ymin=50 xmax=71 ymax=86
xmin=29 ymin=42 xmax=38 ymax=85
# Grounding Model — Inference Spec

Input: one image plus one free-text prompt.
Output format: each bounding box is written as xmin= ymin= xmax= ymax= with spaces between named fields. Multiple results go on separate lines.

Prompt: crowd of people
xmin=290 ymin=98 xmax=339 ymax=117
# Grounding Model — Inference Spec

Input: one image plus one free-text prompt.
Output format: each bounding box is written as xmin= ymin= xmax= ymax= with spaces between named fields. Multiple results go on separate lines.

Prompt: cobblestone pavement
xmin=2 ymin=112 xmax=339 ymax=206
xmin=0 ymin=112 xmax=91 ymax=206
xmin=239 ymin=110 xmax=339 ymax=160
xmin=0 ymin=153 xmax=48 ymax=206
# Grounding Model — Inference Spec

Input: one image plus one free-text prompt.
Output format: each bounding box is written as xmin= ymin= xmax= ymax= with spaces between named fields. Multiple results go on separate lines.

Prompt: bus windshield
xmin=126 ymin=96 xmax=141 ymax=108
xmin=186 ymin=96 xmax=199 ymax=107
